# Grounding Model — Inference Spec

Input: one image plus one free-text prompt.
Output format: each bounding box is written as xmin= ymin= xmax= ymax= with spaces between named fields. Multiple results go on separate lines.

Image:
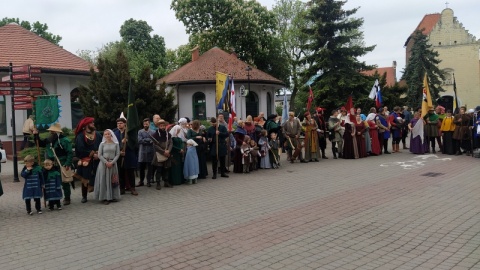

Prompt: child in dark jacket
xmin=43 ymin=159 xmax=63 ymax=211
xmin=21 ymin=155 xmax=44 ymax=215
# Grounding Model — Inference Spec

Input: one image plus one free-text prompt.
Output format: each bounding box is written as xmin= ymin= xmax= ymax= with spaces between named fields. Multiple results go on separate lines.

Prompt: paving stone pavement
xmin=0 ymin=149 xmax=479 ymax=270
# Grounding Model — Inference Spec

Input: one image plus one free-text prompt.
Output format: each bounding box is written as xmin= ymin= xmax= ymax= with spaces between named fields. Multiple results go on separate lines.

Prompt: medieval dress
xmin=94 ymin=142 xmax=121 ymax=201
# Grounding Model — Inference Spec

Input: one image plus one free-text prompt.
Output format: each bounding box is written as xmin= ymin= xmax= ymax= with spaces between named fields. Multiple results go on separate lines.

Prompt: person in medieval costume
xmin=423 ymin=106 xmax=440 ymax=153
xmin=169 ymin=118 xmax=188 ymax=185
xmin=328 ymin=109 xmax=343 ymax=159
xmin=74 ymin=117 xmax=102 ymax=203
xmin=114 ymin=117 xmax=138 ymax=196
xmin=206 ymin=117 xmax=229 ymax=179
xmin=302 ymin=112 xmax=320 ymax=162
xmin=282 ymin=111 xmax=307 ymax=163
xmin=313 ymin=108 xmax=329 ymax=159
xmin=440 ymin=110 xmax=456 ymax=155
xmin=151 ymin=120 xmax=173 ymax=190
xmin=94 ymin=129 xmax=121 ymax=204
xmin=42 ymin=159 xmax=63 ymax=210
xmin=137 ymin=118 xmax=155 ymax=187
xmin=453 ymin=106 xmax=472 ymax=155
xmin=34 ymin=123 xmax=74 ymax=205
xmin=183 ymin=139 xmax=199 ymax=184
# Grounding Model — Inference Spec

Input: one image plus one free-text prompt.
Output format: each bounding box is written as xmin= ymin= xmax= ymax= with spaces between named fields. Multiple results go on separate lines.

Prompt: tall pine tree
xmin=402 ymin=30 xmax=444 ymax=109
xmin=300 ymin=0 xmax=375 ymax=112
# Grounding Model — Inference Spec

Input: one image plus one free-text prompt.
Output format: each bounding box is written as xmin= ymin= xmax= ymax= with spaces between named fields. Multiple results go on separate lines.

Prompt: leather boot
xmin=322 ymin=149 xmax=328 ymax=159
xmin=332 ymin=148 xmax=337 ymax=159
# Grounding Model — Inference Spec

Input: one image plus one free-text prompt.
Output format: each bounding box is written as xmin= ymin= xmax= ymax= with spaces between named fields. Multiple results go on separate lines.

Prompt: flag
xmin=216 ymin=72 xmax=229 ymax=112
xmin=282 ymin=91 xmax=289 ymax=123
xmin=411 ymin=116 xmax=424 ymax=141
xmin=453 ymin=73 xmax=459 ymax=113
xmin=345 ymin=95 xmax=353 ymax=112
xmin=228 ymin=77 xmax=236 ymax=131
xmin=368 ymin=79 xmax=378 ymax=99
xmin=421 ymin=73 xmax=433 ymax=118
xmin=376 ymin=86 xmax=383 ymax=108
xmin=306 ymin=86 xmax=314 ymax=111
xmin=34 ymin=95 xmax=60 ymax=127
xmin=126 ymin=79 xmax=139 ymax=150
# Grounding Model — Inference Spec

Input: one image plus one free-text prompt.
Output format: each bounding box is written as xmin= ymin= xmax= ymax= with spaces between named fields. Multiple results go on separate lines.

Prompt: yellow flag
xmin=421 ymin=73 xmax=433 ymax=118
xmin=216 ymin=72 xmax=228 ymax=110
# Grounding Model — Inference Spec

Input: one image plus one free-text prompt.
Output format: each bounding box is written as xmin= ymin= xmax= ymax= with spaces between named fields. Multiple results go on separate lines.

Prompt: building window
xmin=267 ymin=92 xmax=272 ymax=116
xmin=71 ymin=88 xmax=84 ymax=129
xmin=246 ymin=91 xmax=259 ymax=118
xmin=0 ymin=96 xmax=5 ymax=135
xmin=192 ymin=92 xmax=206 ymax=120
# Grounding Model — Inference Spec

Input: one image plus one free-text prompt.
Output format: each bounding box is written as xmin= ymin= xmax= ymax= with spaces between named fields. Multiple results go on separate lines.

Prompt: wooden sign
xmin=0 ymin=82 xmax=43 ymax=88
xmin=0 ymin=90 xmax=43 ymax=95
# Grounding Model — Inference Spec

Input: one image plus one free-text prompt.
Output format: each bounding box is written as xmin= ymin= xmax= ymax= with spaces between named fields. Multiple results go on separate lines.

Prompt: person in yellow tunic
xmin=440 ymin=109 xmax=456 ymax=155
xmin=302 ymin=112 xmax=320 ymax=162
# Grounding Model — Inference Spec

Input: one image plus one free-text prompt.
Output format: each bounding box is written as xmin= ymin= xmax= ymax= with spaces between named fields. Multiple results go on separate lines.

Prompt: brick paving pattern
xmin=0 ymin=151 xmax=479 ymax=270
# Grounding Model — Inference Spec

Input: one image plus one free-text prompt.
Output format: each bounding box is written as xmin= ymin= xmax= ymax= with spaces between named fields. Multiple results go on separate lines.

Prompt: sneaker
xmin=57 ymin=207 xmax=62 ymax=210
xmin=27 ymin=211 xmax=33 ymax=215
xmin=37 ymin=210 xmax=43 ymax=214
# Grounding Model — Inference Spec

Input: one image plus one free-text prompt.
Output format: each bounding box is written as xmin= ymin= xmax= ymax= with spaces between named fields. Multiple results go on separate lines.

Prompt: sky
xmin=2 ymin=0 xmax=480 ymax=80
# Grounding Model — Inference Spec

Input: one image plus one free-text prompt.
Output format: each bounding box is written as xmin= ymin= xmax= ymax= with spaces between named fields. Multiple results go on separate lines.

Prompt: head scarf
xmin=102 ymin=129 xmax=118 ymax=144
xmin=186 ymin=139 xmax=198 ymax=147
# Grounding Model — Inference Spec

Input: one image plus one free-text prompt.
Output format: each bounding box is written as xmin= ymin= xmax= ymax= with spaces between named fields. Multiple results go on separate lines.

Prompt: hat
xmin=340 ymin=107 xmax=346 ymax=111
xmin=47 ymin=123 xmax=63 ymax=133
xmin=316 ymin=107 xmax=325 ymax=113
xmin=304 ymin=111 xmax=310 ymax=117
xmin=186 ymin=139 xmax=198 ymax=147
xmin=468 ymin=109 xmax=475 ymax=113
xmin=74 ymin=117 xmax=94 ymax=136
xmin=178 ymin=118 xmax=188 ymax=124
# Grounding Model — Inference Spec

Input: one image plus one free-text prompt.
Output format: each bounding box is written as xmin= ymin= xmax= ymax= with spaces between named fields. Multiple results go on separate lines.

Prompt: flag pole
xmin=453 ymin=73 xmax=459 ymax=113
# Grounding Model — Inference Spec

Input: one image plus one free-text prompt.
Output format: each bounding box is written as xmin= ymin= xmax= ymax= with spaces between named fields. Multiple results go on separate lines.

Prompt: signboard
xmin=12 ymin=73 xmax=31 ymax=80
xmin=12 ymin=65 xmax=29 ymax=73
xmin=0 ymin=82 xmax=43 ymax=88
xmin=1 ymin=75 xmax=10 ymax=82
xmin=14 ymin=103 xmax=33 ymax=110
xmin=30 ymin=68 xmax=41 ymax=74
xmin=0 ymin=90 xmax=43 ymax=95
xmin=13 ymin=96 xmax=33 ymax=102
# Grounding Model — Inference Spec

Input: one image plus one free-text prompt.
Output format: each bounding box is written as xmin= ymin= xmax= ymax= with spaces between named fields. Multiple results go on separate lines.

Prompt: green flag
xmin=127 ymin=79 xmax=138 ymax=150
xmin=34 ymin=95 xmax=60 ymax=126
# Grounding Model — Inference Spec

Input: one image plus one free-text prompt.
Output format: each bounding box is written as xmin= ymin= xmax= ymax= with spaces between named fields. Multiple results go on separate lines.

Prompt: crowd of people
xmin=7 ymin=104 xmax=480 ymax=215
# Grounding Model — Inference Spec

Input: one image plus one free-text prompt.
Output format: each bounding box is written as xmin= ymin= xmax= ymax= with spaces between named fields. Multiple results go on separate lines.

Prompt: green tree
xmin=119 ymin=19 xmax=168 ymax=78
xmin=165 ymin=44 xmax=192 ymax=74
xmin=402 ymin=30 xmax=444 ymax=109
xmin=78 ymin=48 xmax=177 ymax=130
xmin=171 ymin=0 xmax=289 ymax=82
xmin=0 ymin=17 xmax=62 ymax=45
xmin=300 ymin=0 xmax=375 ymax=112
xmin=272 ymin=0 xmax=310 ymax=111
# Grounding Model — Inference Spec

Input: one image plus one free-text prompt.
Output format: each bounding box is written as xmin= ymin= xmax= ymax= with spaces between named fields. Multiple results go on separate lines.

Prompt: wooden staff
xmin=216 ymin=121 xmax=219 ymax=163
xmin=121 ymin=125 xmax=127 ymax=167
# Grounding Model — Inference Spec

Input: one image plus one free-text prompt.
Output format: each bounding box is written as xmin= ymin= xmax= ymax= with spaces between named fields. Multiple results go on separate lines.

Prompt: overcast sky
xmin=2 ymin=0 xmax=479 ymax=79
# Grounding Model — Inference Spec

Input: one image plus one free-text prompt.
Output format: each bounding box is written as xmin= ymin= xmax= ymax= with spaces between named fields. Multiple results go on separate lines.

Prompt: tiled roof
xmin=415 ymin=13 xmax=441 ymax=35
xmin=158 ymin=47 xmax=283 ymax=85
xmin=0 ymin=23 xmax=91 ymax=74
xmin=361 ymin=67 xmax=397 ymax=86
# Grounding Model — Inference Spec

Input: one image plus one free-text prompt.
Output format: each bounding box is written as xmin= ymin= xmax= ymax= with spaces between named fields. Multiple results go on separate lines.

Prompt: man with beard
xmin=137 ymin=118 xmax=155 ymax=187
xmin=282 ymin=111 xmax=307 ymax=163
xmin=151 ymin=119 xmax=173 ymax=189
xmin=34 ymin=123 xmax=74 ymax=205
xmin=74 ymin=117 xmax=102 ymax=203
xmin=114 ymin=117 xmax=138 ymax=195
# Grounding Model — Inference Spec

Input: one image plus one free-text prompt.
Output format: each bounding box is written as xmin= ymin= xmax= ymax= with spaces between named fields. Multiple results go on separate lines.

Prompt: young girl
xmin=43 ymin=159 xmax=63 ymax=211
xmin=258 ymin=130 xmax=271 ymax=169
xmin=21 ymin=155 xmax=44 ymax=215
xmin=269 ymin=132 xmax=280 ymax=168
xmin=183 ymin=139 xmax=199 ymax=184
xmin=249 ymin=139 xmax=260 ymax=171
xmin=240 ymin=135 xmax=251 ymax=173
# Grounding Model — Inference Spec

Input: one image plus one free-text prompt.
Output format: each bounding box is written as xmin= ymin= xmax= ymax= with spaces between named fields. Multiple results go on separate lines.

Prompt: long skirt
xmin=233 ymin=148 xmax=243 ymax=173
xmin=369 ymin=129 xmax=381 ymax=155
xmin=410 ymin=135 xmax=425 ymax=154
xmin=442 ymin=131 xmax=455 ymax=155
xmin=356 ymin=135 xmax=367 ymax=158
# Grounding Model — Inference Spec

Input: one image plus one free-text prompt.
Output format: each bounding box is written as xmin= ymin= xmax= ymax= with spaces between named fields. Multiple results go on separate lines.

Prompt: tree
xmin=119 ymin=19 xmax=167 ymax=78
xmin=402 ymin=30 xmax=445 ymax=109
xmin=78 ymin=48 xmax=177 ymax=130
xmin=165 ymin=44 xmax=192 ymax=74
xmin=171 ymin=0 xmax=289 ymax=82
xmin=300 ymin=0 xmax=375 ymax=112
xmin=0 ymin=17 xmax=62 ymax=45
xmin=272 ymin=0 xmax=310 ymax=111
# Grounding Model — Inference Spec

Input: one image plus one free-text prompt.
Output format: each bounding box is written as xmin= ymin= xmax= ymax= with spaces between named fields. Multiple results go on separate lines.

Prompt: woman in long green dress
xmin=169 ymin=119 xmax=188 ymax=185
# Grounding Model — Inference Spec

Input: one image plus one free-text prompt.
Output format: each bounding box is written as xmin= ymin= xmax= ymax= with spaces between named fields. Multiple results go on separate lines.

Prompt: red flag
xmin=306 ymin=86 xmax=314 ymax=111
xmin=345 ymin=95 xmax=353 ymax=112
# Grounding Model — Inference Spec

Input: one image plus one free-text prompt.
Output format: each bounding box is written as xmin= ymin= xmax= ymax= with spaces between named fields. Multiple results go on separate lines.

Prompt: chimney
xmin=191 ymin=46 xmax=200 ymax=62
